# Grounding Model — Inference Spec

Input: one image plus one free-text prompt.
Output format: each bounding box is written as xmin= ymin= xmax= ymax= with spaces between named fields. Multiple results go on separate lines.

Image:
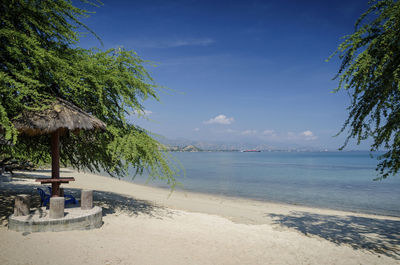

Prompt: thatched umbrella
xmin=13 ymin=97 xmax=106 ymax=196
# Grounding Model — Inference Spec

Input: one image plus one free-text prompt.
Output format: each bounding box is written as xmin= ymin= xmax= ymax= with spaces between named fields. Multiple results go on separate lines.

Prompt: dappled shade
xmin=0 ymin=181 xmax=168 ymax=226
xmin=13 ymin=97 xmax=106 ymax=136
xmin=268 ymin=211 xmax=400 ymax=259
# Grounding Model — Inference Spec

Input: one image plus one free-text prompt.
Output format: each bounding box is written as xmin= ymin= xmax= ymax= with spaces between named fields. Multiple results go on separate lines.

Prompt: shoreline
xmin=122 ymin=178 xmax=400 ymax=220
xmin=88 ymin=169 xmax=400 ymax=222
xmin=1 ymin=168 xmax=400 ymax=264
xmin=12 ymin=168 xmax=400 ymax=224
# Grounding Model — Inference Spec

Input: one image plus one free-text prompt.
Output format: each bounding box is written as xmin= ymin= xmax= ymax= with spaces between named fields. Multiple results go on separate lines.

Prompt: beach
xmin=0 ymin=169 xmax=399 ymax=265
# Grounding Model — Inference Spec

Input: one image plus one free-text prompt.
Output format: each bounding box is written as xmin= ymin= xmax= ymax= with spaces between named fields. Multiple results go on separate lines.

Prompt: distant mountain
xmin=158 ymin=137 xmax=333 ymax=152
xmin=182 ymin=145 xmax=202 ymax=152
xmin=166 ymin=145 xmax=202 ymax=152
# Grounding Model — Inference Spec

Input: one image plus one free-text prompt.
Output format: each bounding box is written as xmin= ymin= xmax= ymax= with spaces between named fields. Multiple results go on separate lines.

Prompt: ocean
xmin=124 ymin=151 xmax=400 ymax=217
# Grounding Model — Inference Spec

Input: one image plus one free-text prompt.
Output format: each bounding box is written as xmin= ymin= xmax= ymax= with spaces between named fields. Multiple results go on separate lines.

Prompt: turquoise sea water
xmin=125 ymin=151 xmax=400 ymax=217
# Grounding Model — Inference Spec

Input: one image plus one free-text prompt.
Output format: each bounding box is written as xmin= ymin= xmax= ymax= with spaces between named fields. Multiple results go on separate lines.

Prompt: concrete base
xmin=8 ymin=206 xmax=102 ymax=232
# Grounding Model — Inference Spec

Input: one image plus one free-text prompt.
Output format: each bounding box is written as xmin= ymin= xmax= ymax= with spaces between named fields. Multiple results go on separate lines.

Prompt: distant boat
xmin=242 ymin=150 xmax=261 ymax=152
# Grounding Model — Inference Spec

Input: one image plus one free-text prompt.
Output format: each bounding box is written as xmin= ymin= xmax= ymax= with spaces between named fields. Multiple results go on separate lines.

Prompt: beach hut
xmin=13 ymin=97 xmax=106 ymax=196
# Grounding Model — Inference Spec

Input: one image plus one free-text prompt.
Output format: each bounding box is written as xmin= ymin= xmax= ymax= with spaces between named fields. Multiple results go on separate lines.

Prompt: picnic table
xmin=35 ymin=177 xmax=75 ymax=196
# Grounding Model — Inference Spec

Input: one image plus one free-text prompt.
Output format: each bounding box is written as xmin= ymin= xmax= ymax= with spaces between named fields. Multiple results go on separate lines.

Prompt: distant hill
xmin=166 ymin=145 xmax=202 ymax=152
xmin=182 ymin=145 xmax=201 ymax=152
xmin=158 ymin=137 xmax=339 ymax=152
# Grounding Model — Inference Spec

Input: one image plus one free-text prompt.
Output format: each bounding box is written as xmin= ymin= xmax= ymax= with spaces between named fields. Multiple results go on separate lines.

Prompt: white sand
xmin=0 ymin=169 xmax=399 ymax=265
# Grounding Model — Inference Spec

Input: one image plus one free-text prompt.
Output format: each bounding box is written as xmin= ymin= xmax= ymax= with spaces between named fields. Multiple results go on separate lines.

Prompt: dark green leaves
xmin=331 ymin=0 xmax=400 ymax=179
xmin=0 ymin=0 xmax=178 ymax=187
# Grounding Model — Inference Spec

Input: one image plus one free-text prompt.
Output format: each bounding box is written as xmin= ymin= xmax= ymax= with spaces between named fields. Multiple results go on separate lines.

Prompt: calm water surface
xmin=123 ymin=152 xmax=400 ymax=217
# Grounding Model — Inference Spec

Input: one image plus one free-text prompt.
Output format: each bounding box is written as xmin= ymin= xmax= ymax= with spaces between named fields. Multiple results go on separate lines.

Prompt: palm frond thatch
xmin=13 ymin=98 xmax=106 ymax=136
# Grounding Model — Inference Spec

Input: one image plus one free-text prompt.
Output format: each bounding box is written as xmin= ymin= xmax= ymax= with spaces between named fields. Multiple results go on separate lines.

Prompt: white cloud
xmin=143 ymin=110 xmax=153 ymax=116
xmin=262 ymin=129 xmax=276 ymax=137
xmin=167 ymin=38 xmax=215 ymax=47
xmin=301 ymin=130 xmax=318 ymax=140
xmin=301 ymin=130 xmax=313 ymax=137
xmin=213 ymin=128 xmax=237 ymax=134
xmin=204 ymin=114 xmax=234 ymax=125
xmin=130 ymin=38 xmax=215 ymax=49
xmin=132 ymin=109 xmax=152 ymax=116
xmin=193 ymin=128 xmax=200 ymax=132
xmin=241 ymin=130 xmax=257 ymax=135
xmin=286 ymin=130 xmax=317 ymax=141
xmin=225 ymin=129 xmax=237 ymax=133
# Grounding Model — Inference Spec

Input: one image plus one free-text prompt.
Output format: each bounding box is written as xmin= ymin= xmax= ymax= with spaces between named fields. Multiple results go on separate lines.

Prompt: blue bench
xmin=36 ymin=187 xmax=78 ymax=206
xmin=37 ymin=187 xmax=51 ymax=207
xmin=48 ymin=187 xmax=78 ymax=206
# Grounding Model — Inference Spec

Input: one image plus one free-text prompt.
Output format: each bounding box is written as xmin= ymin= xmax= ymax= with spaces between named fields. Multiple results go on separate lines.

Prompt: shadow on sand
xmin=0 ymin=182 xmax=42 ymax=226
xmin=10 ymin=169 xmax=73 ymax=179
xmin=0 ymin=181 xmax=167 ymax=227
xmin=93 ymin=190 xmax=170 ymax=219
xmin=20 ymin=169 xmax=74 ymax=174
xmin=268 ymin=211 xmax=400 ymax=259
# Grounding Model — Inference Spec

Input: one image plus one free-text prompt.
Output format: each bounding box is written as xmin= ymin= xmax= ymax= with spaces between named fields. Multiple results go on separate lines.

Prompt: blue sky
xmin=77 ymin=0 xmax=372 ymax=150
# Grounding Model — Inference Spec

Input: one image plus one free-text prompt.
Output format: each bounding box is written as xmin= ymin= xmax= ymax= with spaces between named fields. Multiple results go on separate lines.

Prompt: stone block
xmin=81 ymin=190 xmax=93 ymax=210
xmin=14 ymin=194 xmax=30 ymax=216
xmin=49 ymin=197 xmax=64 ymax=219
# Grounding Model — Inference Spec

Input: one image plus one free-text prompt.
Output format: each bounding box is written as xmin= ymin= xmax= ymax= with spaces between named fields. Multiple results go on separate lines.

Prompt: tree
xmin=331 ymin=0 xmax=400 ymax=179
xmin=0 ymin=0 xmax=179 ymax=186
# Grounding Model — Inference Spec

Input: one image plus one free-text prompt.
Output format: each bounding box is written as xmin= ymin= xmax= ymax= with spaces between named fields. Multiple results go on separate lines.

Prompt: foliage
xmin=330 ymin=0 xmax=400 ymax=179
xmin=0 ymin=0 xmax=179 ymax=187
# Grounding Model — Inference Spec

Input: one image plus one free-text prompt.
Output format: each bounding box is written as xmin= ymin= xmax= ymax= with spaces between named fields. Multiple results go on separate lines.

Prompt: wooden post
xmin=51 ymin=129 xmax=61 ymax=197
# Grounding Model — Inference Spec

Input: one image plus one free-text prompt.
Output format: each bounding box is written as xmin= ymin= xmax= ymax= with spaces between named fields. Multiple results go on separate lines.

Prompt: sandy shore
xmin=0 ymin=169 xmax=399 ymax=265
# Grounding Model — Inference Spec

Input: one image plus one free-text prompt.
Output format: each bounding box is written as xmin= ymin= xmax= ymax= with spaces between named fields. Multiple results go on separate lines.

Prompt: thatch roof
xmin=13 ymin=98 xmax=106 ymax=136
